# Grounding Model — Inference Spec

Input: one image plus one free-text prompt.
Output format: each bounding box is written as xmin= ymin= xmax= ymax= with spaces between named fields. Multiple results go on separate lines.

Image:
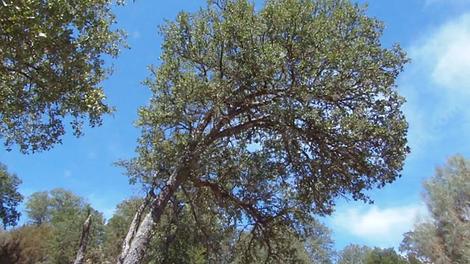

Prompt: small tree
xmin=25 ymin=189 xmax=106 ymax=264
xmin=0 ymin=163 xmax=22 ymax=228
xmin=118 ymin=0 xmax=409 ymax=262
xmin=400 ymin=155 xmax=470 ymax=264
xmin=337 ymin=244 xmax=371 ymax=264
xmin=25 ymin=191 xmax=50 ymax=225
xmin=365 ymin=247 xmax=411 ymax=264
xmin=0 ymin=0 xmax=125 ymax=153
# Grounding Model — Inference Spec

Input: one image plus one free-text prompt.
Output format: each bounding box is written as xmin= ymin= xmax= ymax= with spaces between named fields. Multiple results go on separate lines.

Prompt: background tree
xmin=25 ymin=191 xmax=50 ymax=225
xmin=337 ymin=244 xmax=371 ymax=264
xmin=23 ymin=189 xmax=106 ymax=264
xmin=0 ymin=0 xmax=125 ymax=153
xmin=0 ymin=224 xmax=52 ymax=264
xmin=0 ymin=162 xmax=22 ymax=228
xmin=118 ymin=0 xmax=409 ymax=262
xmin=338 ymin=245 xmax=421 ymax=264
xmin=302 ymin=219 xmax=335 ymax=264
xmin=365 ymin=247 xmax=413 ymax=264
xmin=400 ymin=155 xmax=470 ymax=264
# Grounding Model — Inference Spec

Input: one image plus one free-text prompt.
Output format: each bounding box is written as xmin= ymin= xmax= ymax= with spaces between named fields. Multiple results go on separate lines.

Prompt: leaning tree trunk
xmin=73 ymin=214 xmax=92 ymax=264
xmin=119 ymin=193 xmax=151 ymax=261
xmin=117 ymin=164 xmax=191 ymax=264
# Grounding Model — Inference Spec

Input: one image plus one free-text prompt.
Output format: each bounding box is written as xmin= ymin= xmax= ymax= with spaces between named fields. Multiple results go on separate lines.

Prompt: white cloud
xmin=332 ymin=204 xmax=427 ymax=247
xmin=400 ymin=12 xmax=470 ymax=154
xmin=411 ymin=14 xmax=470 ymax=92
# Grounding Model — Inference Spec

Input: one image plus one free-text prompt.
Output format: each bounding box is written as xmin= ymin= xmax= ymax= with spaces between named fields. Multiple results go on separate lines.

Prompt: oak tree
xmin=118 ymin=0 xmax=409 ymax=262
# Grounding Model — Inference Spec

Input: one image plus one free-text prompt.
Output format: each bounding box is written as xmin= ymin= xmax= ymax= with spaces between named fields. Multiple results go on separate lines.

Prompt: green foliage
xmin=365 ymin=247 xmax=409 ymax=264
xmin=400 ymin=155 xmax=470 ymax=264
xmin=0 ymin=163 xmax=22 ymax=228
xmin=338 ymin=245 xmax=422 ymax=264
xmin=104 ymin=196 xmax=234 ymax=263
xmin=106 ymin=196 xmax=335 ymax=263
xmin=0 ymin=0 xmax=125 ymax=153
xmin=231 ymin=218 xmax=335 ymax=264
xmin=104 ymin=197 xmax=145 ymax=262
xmin=5 ymin=190 xmax=335 ymax=263
xmin=24 ymin=189 xmax=106 ymax=264
xmin=0 ymin=224 xmax=52 ymax=264
xmin=25 ymin=191 xmax=50 ymax=225
xmin=338 ymin=244 xmax=371 ymax=264
xmin=122 ymin=0 xmax=408 ymax=260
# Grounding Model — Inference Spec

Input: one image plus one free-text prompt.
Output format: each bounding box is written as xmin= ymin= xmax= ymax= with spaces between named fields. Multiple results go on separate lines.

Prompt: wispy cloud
xmin=400 ymin=12 xmax=470 ymax=154
xmin=331 ymin=204 xmax=427 ymax=247
xmin=411 ymin=14 xmax=470 ymax=93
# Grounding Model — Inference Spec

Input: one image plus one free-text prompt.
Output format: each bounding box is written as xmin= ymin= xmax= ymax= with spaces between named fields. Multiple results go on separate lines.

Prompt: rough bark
xmin=117 ymin=162 xmax=192 ymax=264
xmin=73 ymin=214 xmax=92 ymax=264
xmin=118 ymin=193 xmax=152 ymax=262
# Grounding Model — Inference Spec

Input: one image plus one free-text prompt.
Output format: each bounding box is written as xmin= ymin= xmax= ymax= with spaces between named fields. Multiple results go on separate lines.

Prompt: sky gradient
xmin=1 ymin=0 xmax=470 ymax=251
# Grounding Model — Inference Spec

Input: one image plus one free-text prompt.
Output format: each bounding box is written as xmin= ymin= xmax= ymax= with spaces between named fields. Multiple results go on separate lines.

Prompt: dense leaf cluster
xmin=0 ymin=163 xmax=22 ymax=228
xmin=0 ymin=0 xmax=125 ymax=153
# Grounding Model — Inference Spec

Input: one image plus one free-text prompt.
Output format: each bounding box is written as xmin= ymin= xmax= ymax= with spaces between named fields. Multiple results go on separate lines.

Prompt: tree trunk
xmin=119 ymin=194 xmax=151 ymax=261
xmin=117 ymin=166 xmax=189 ymax=264
xmin=73 ymin=214 xmax=92 ymax=264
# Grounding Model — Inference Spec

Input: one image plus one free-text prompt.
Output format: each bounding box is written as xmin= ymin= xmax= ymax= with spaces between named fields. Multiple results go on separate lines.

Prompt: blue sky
xmin=1 ymin=0 xmax=470 ymax=251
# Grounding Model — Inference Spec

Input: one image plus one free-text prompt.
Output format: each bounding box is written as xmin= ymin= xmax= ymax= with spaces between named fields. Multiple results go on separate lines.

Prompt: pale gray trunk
xmin=117 ymin=165 xmax=190 ymax=264
xmin=73 ymin=214 xmax=92 ymax=264
xmin=118 ymin=209 xmax=158 ymax=264
xmin=119 ymin=194 xmax=151 ymax=261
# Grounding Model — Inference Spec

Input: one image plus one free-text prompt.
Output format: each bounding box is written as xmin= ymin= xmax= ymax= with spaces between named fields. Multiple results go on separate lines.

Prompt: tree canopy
xmin=400 ymin=155 xmax=470 ymax=264
xmin=338 ymin=245 xmax=422 ymax=264
xmin=337 ymin=244 xmax=371 ymax=264
xmin=24 ymin=189 xmax=106 ymax=264
xmin=119 ymin=0 xmax=409 ymax=262
xmin=0 ymin=0 xmax=125 ymax=153
xmin=0 ymin=162 xmax=22 ymax=228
